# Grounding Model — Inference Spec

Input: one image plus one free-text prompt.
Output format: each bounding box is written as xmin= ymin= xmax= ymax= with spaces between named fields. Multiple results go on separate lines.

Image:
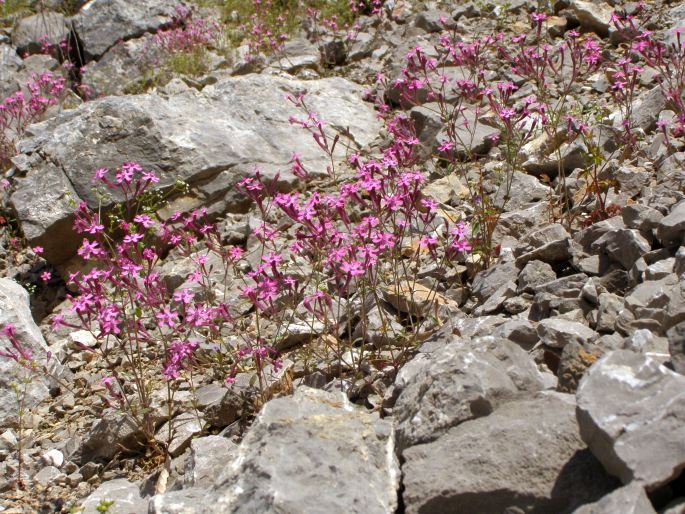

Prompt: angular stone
xmin=209 ymin=387 xmax=399 ymax=514
xmin=666 ymin=321 xmax=685 ymax=375
xmin=614 ymin=86 xmax=669 ymax=133
xmin=149 ymin=488 xmax=206 ymax=514
xmin=570 ymin=0 xmax=613 ymax=37
xmin=574 ymin=217 xmax=625 ymax=253
xmin=78 ymin=478 xmax=148 ymax=514
xmin=657 ymin=200 xmax=685 ymax=245
xmin=81 ymin=33 xmax=162 ymax=97
xmin=71 ymin=0 xmax=179 ymax=60
xmin=194 ymin=383 xmax=241 ymax=428
xmin=155 ymin=412 xmax=204 ymax=457
xmin=557 ymin=342 xmax=602 ymax=393
xmin=577 ymin=350 xmax=685 ymax=490
xmin=538 ymin=318 xmax=599 ymax=349
xmin=403 ymin=393 xmax=617 ymax=514
xmin=12 ymin=11 xmax=68 ymax=55
xmin=0 ymin=279 xmax=51 ymax=427
xmin=185 ymin=435 xmax=237 ymax=488
xmin=471 ymin=261 xmax=519 ymax=302
xmin=11 ymin=74 xmax=381 ymax=264
xmin=572 ymin=483 xmax=656 ymax=514
xmin=78 ymin=410 xmax=145 ymax=463
xmin=596 ymin=292 xmax=623 ymax=333
xmin=33 ymin=465 xmax=63 ymax=486
xmin=414 ymin=10 xmax=454 ymax=33
xmin=494 ymin=171 xmax=551 ymax=212
xmin=494 ymin=319 xmax=539 ymax=350
xmin=591 ymin=229 xmax=652 ymax=270
xmin=393 ymin=336 xmax=543 ymax=450
xmin=518 ymin=260 xmax=556 ymax=293
xmin=0 ymin=44 xmax=24 ymax=98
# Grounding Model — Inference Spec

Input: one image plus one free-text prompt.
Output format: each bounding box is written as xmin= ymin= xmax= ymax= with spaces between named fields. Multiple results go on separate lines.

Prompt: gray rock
xmin=276 ymin=37 xmax=321 ymax=71
xmin=0 ymin=44 xmax=24 ymax=98
xmin=667 ymin=321 xmax=685 ymax=374
xmin=11 ymin=74 xmax=380 ymax=264
xmin=71 ymin=0 xmax=179 ymax=60
xmin=657 ymin=200 xmax=685 ymax=245
xmin=596 ymin=292 xmax=622 ymax=333
xmin=577 ymin=350 xmax=685 ymax=490
xmin=494 ymin=319 xmax=539 ymax=350
xmin=516 ymin=223 xmax=575 ymax=267
xmin=614 ymin=86 xmax=669 ymax=133
xmin=572 ymin=483 xmax=655 ymax=514
xmin=493 ymin=203 xmax=550 ymax=243
xmin=194 ymin=383 xmax=241 ymax=428
xmin=33 ymin=465 xmax=64 ymax=486
xmin=471 ymin=261 xmax=519 ymax=302
xmin=494 ymin=171 xmax=551 ymax=212
xmin=81 ymin=34 xmax=162 ymax=97
xmin=0 ymin=279 xmax=51 ymax=427
xmin=185 ymin=435 xmax=237 ymax=488
xmin=623 ymin=205 xmax=660 ymax=235
xmin=570 ymin=0 xmax=613 ymax=37
xmin=574 ymin=217 xmax=625 ymax=253
xmin=557 ymin=342 xmax=603 ymax=393
xmin=12 ymin=11 xmax=68 ymax=55
xmin=402 ymin=393 xmax=617 ymax=514
xmin=411 ymin=104 xmax=498 ymax=157
xmin=518 ymin=260 xmax=556 ymax=293
xmin=155 ymin=412 xmax=204 ymax=457
xmin=149 ymin=488 xmax=206 ymax=514
xmin=414 ymin=10 xmax=454 ymax=32
xmin=538 ymin=318 xmax=599 ymax=349
xmin=78 ymin=410 xmax=145 ymax=463
xmin=622 ymin=273 xmax=685 ymax=333
xmin=78 ymin=478 xmax=148 ymax=514
xmin=591 ymin=229 xmax=652 ymax=270
xmin=393 ymin=335 xmax=543 ymax=450
xmin=622 ymin=329 xmax=669 ymax=356
xmin=209 ymin=387 xmax=399 ymax=514
xmin=645 ymin=258 xmax=674 ymax=280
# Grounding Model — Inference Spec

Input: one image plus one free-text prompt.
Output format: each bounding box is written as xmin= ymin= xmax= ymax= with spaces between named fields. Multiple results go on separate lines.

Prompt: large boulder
xmin=10 ymin=74 xmax=381 ymax=264
xmin=11 ymin=11 xmax=69 ymax=55
xmin=70 ymin=0 xmax=180 ymax=60
xmin=208 ymin=387 xmax=399 ymax=513
xmin=392 ymin=335 xmax=544 ymax=450
xmin=0 ymin=44 xmax=25 ymax=98
xmin=0 ymin=279 xmax=51 ymax=427
xmin=402 ymin=393 xmax=617 ymax=514
xmin=577 ymin=350 xmax=685 ymax=490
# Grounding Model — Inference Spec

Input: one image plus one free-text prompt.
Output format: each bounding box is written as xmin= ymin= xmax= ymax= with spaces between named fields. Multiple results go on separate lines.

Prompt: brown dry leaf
xmin=382 ymin=280 xmax=458 ymax=317
xmin=401 ymin=239 xmax=431 ymax=257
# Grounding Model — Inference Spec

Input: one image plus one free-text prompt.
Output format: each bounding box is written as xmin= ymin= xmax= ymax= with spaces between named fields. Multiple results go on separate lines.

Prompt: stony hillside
xmin=0 ymin=0 xmax=684 ymax=512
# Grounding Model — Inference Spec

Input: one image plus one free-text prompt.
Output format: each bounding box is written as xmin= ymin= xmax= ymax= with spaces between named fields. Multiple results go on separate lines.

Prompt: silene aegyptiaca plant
xmin=0 ymin=72 xmax=66 ymax=170
xmin=0 ymin=87 xmax=473 ymax=457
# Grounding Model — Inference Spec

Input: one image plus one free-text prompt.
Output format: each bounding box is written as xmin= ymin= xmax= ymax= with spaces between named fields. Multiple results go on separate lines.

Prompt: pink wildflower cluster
xmin=613 ymin=6 xmax=685 ymax=143
xmin=150 ymin=5 xmax=221 ymax=55
xmin=0 ymin=72 xmax=65 ymax=167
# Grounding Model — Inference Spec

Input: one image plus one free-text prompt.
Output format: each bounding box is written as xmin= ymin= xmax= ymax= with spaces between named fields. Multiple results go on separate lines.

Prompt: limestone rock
xmin=208 ymin=387 xmax=399 ymax=514
xmin=402 ymin=393 xmax=617 ymax=514
xmin=0 ymin=279 xmax=51 ymax=427
xmin=577 ymin=350 xmax=685 ymax=490
xmin=393 ymin=335 xmax=544 ymax=450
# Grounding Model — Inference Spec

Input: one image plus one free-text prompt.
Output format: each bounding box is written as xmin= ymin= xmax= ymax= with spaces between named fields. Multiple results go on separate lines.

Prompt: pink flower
xmin=40 ymin=271 xmax=51 ymax=282
xmin=32 ymin=246 xmax=44 ymax=254
xmin=155 ymin=308 xmax=178 ymax=328
xmin=77 ymin=239 xmax=104 ymax=260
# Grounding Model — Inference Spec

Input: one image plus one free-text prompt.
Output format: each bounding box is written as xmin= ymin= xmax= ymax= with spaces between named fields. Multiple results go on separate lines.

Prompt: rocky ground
xmin=1 ymin=0 xmax=685 ymax=513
